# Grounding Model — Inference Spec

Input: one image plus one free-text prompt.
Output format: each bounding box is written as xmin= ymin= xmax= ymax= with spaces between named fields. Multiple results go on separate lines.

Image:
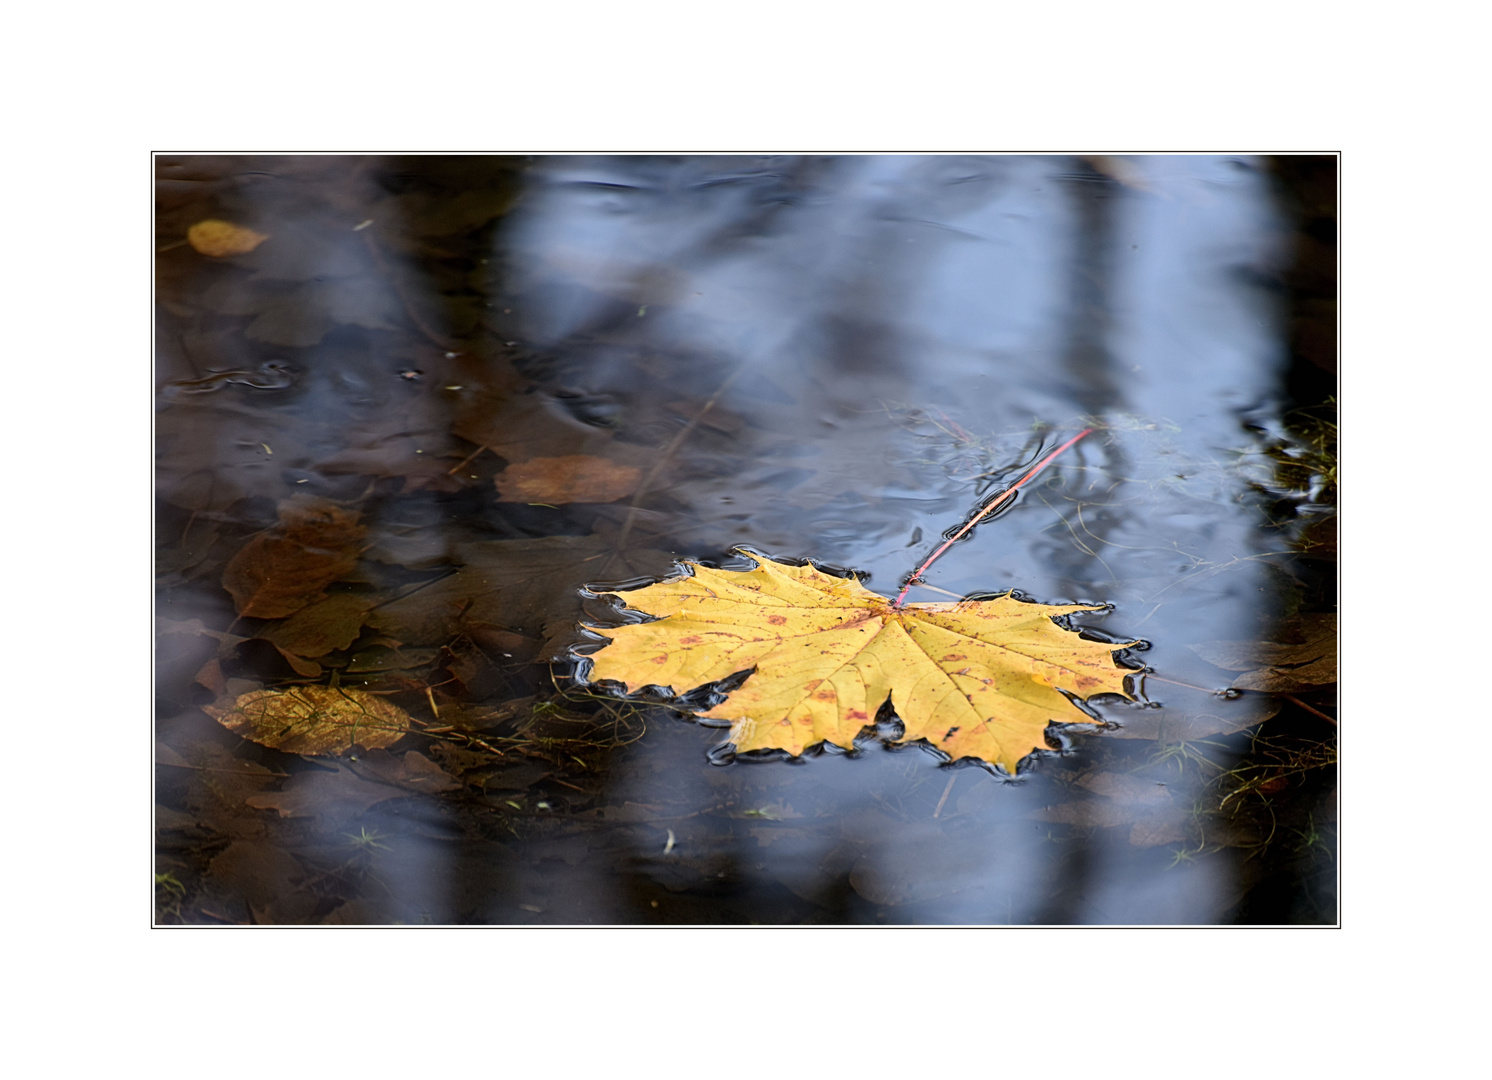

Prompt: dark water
xmin=154 ymin=154 xmax=1337 ymax=925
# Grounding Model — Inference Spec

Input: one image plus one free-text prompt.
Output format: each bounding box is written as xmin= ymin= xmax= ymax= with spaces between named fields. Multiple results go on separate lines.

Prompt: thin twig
xmin=902 ymin=582 xmax=965 ymax=600
xmin=615 ymin=362 xmax=746 ymax=551
xmin=1146 ymin=674 xmax=1232 ymax=694
xmin=1284 ymin=694 xmax=1337 ymax=726
xmin=446 ymin=442 xmax=492 ymax=476
xmin=893 ymin=427 xmax=1093 ymax=608
xmin=932 ymin=771 xmax=958 ymax=818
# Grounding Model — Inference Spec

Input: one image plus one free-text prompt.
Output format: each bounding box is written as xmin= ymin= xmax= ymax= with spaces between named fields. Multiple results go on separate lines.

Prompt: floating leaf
xmin=187 ymin=219 xmax=269 ymax=257
xmin=495 ymin=455 xmax=643 ymax=504
xmin=583 ymin=549 xmax=1137 ymax=774
xmin=204 ymin=686 xmax=413 ymax=755
xmin=222 ymin=496 xmax=365 ymax=618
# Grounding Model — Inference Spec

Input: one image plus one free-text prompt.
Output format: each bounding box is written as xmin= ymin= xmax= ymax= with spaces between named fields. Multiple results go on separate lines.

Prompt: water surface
xmin=155 ymin=154 xmax=1337 ymax=925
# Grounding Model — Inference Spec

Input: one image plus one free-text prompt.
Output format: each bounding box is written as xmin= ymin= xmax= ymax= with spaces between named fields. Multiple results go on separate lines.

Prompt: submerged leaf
xmin=245 ymin=750 xmax=460 ymax=819
xmin=205 ymin=686 xmax=413 ymax=755
xmin=260 ymin=592 xmax=378 ymax=658
xmin=584 ymin=549 xmax=1138 ymax=774
xmin=187 ymin=219 xmax=269 ymax=256
xmin=495 ymin=455 xmax=642 ymax=504
xmin=222 ymin=496 xmax=365 ymax=618
xmin=1189 ymin=614 xmax=1336 ymax=692
xmin=368 ymin=534 xmax=671 ymax=658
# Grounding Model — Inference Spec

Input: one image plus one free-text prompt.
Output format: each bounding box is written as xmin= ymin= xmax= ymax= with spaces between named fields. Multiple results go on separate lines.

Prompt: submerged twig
xmin=1284 ymin=694 xmax=1337 ymax=726
xmin=932 ymin=771 xmax=958 ymax=818
xmin=613 ymin=362 xmax=746 ymax=552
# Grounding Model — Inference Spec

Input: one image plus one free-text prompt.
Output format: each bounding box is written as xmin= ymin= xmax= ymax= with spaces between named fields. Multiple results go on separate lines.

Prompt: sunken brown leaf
xmin=222 ymin=495 xmax=366 ymax=619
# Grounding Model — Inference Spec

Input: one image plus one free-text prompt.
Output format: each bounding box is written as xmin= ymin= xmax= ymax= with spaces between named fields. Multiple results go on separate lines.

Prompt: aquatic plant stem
xmin=892 ymin=427 xmax=1093 ymax=608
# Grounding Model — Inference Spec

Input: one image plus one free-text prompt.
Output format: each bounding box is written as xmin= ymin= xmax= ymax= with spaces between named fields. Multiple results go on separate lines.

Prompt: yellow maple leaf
xmin=583 ymin=550 xmax=1139 ymax=774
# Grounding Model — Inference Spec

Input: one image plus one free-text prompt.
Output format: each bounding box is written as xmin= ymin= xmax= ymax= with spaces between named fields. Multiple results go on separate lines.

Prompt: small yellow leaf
xmin=187 ymin=219 xmax=269 ymax=257
xmin=584 ymin=549 xmax=1138 ymax=774
xmin=204 ymin=686 xmax=413 ymax=756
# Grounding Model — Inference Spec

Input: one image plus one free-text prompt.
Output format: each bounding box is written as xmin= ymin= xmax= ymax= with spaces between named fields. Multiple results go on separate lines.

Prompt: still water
xmin=155 ymin=155 xmax=1337 ymax=924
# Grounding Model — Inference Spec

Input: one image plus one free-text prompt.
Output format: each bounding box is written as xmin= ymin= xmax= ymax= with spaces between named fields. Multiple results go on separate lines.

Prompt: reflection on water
xmin=155 ymin=154 xmax=1337 ymax=925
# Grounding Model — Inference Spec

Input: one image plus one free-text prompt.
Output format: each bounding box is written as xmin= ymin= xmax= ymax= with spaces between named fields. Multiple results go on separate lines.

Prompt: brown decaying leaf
xmin=245 ymin=750 xmax=460 ymax=819
xmin=260 ymin=592 xmax=377 ymax=658
xmin=1028 ymin=800 xmax=1136 ymax=828
xmin=585 ymin=550 xmax=1137 ymax=774
xmin=1098 ymin=693 xmax=1280 ymax=741
xmin=187 ymin=219 xmax=270 ymax=257
xmin=204 ymin=686 xmax=414 ymax=756
xmin=1189 ymin=613 xmax=1336 ymax=692
xmin=205 ymin=841 xmax=302 ymax=909
xmin=222 ymin=496 xmax=365 ymax=618
xmin=172 ymin=742 xmax=282 ymax=839
xmin=1128 ymin=811 xmax=1195 ymax=849
xmin=495 ymin=455 xmax=643 ymax=504
xmin=368 ymin=534 xmax=671 ymax=659
xmin=447 ymin=358 xmax=659 ymax=483
xmin=195 ymin=658 xmax=227 ymax=695
xmin=272 ymin=646 xmax=322 ymax=678
xmin=1076 ymin=770 xmax=1172 ymax=805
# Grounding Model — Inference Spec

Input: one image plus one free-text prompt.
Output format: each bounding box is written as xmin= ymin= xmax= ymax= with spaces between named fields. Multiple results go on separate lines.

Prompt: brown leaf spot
xmin=942 ymin=653 xmax=967 ymax=662
xmin=679 ymin=635 xmax=702 ymax=645
xmin=767 ymin=614 xmax=788 ymax=625
xmin=650 ymin=655 xmax=668 ymax=664
xmin=847 ymin=709 xmax=868 ymax=722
